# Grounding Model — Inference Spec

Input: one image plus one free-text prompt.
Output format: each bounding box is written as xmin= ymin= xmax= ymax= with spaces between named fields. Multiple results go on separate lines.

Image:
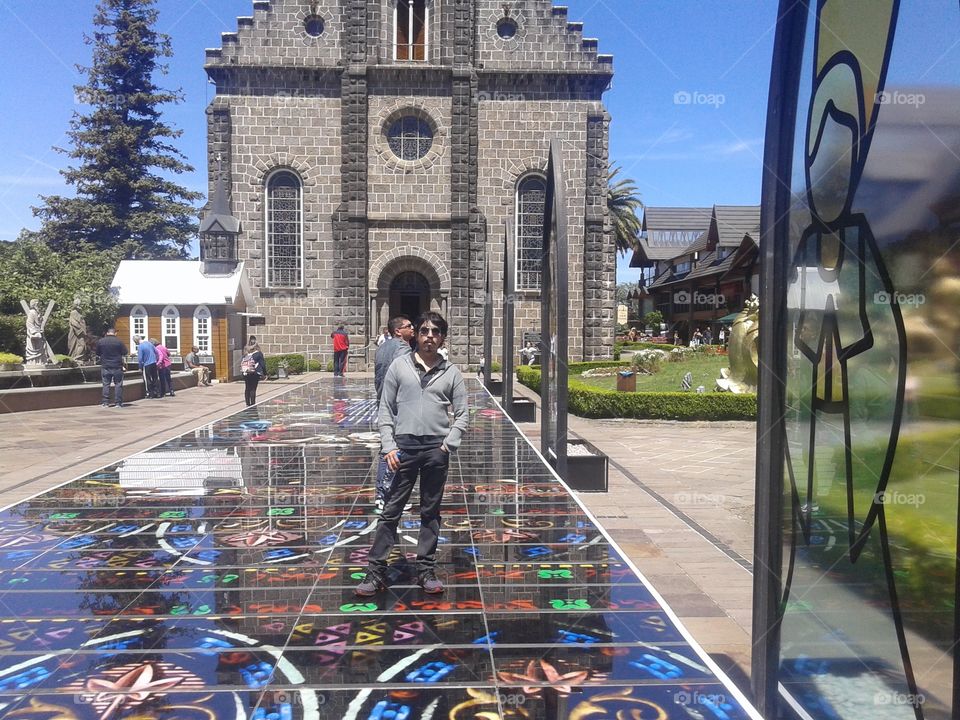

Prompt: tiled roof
xmin=713 ymin=205 xmax=761 ymax=247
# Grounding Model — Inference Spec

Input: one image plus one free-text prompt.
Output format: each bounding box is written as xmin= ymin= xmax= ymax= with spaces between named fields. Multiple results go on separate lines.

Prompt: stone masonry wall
xmin=223 ymin=93 xmax=342 ymax=356
xmin=477 ymin=99 xmax=589 ymax=362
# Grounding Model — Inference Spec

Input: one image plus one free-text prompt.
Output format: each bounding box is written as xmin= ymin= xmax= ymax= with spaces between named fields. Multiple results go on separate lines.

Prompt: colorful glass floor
xmin=0 ymin=379 xmax=760 ymax=719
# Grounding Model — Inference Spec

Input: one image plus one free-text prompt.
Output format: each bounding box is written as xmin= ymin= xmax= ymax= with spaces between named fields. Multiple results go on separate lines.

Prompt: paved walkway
xmin=0 ymin=373 xmax=758 ymax=695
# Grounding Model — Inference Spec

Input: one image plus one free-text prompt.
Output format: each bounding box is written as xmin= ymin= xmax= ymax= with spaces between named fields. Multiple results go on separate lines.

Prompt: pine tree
xmin=33 ymin=0 xmax=201 ymax=258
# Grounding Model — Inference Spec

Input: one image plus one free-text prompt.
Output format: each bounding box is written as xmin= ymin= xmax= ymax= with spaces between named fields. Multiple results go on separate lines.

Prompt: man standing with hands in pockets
xmin=356 ymin=312 xmax=468 ymax=596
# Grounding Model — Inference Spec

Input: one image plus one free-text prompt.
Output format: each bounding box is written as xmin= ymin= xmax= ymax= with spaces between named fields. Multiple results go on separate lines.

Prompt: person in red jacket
xmin=331 ymin=324 xmax=350 ymax=377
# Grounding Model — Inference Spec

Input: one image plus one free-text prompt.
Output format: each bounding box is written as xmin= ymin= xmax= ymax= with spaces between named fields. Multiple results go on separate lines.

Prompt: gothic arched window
xmin=395 ymin=0 xmax=429 ymax=61
xmin=265 ymin=170 xmax=303 ymax=288
xmin=161 ymin=305 xmax=181 ymax=353
xmin=193 ymin=305 xmax=212 ymax=354
xmin=130 ymin=305 xmax=147 ymax=350
xmin=515 ymin=175 xmax=547 ymax=291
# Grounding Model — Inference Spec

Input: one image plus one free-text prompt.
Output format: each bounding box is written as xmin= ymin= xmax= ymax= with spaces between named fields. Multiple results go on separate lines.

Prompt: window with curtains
xmin=265 ymin=170 xmax=303 ymax=288
xmin=130 ymin=306 xmax=147 ymax=349
xmin=515 ymin=175 xmax=547 ymax=291
xmin=395 ymin=0 xmax=428 ymax=61
xmin=193 ymin=306 xmax=211 ymax=354
xmin=161 ymin=305 xmax=180 ymax=353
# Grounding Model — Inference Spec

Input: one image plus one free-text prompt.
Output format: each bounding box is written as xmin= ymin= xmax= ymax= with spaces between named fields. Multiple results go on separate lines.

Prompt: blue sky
xmin=0 ymin=0 xmax=778 ymax=283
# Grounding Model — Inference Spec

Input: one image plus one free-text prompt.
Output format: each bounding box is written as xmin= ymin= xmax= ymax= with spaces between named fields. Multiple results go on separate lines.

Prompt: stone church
xmin=199 ymin=0 xmax=615 ymax=365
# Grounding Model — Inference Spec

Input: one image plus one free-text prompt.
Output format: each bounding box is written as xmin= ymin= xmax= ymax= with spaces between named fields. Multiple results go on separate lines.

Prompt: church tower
xmin=204 ymin=0 xmax=614 ymax=364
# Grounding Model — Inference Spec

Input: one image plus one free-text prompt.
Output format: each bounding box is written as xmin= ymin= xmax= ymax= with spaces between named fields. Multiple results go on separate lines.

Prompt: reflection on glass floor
xmin=0 ymin=379 xmax=759 ymax=719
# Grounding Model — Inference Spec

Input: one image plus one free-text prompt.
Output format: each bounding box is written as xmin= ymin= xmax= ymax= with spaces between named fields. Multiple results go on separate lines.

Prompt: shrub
xmin=632 ymin=349 xmax=667 ymax=374
xmin=669 ymin=346 xmax=694 ymax=362
xmin=517 ymin=363 xmax=756 ymax=420
xmin=0 ymin=352 xmax=23 ymax=364
xmin=264 ymin=353 xmax=307 ymax=377
xmin=54 ymin=354 xmax=78 ymax=368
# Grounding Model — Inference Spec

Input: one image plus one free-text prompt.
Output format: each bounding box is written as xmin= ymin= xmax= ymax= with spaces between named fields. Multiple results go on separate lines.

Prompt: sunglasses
xmin=418 ymin=327 xmax=443 ymax=336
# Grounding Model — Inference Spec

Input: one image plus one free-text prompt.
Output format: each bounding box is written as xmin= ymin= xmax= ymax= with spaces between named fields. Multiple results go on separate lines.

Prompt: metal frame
xmin=540 ymin=139 xmax=569 ymax=478
xmin=482 ymin=252 xmax=493 ymax=388
xmin=752 ymin=2 xmax=808 ymax=716
xmin=502 ymin=221 xmax=515 ymax=413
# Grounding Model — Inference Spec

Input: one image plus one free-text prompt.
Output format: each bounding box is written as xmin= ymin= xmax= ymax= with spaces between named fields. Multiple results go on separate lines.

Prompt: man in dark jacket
xmin=95 ymin=328 xmax=127 ymax=407
xmin=374 ymin=316 xmax=414 ymax=400
xmin=357 ymin=312 xmax=468 ymax=596
xmin=372 ymin=315 xmax=415 ymax=513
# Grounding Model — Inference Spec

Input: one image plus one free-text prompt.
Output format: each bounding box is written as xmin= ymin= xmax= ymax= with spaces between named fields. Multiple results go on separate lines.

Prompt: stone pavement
xmin=510 ymin=383 xmax=757 ymax=692
xmin=0 ymin=373 xmax=758 ymax=697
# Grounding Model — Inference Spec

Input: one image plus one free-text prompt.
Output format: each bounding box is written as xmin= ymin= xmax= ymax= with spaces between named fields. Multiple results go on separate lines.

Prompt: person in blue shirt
xmin=134 ymin=335 xmax=161 ymax=399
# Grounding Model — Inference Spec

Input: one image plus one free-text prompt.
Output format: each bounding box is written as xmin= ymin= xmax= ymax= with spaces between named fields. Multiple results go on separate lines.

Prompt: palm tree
xmin=607 ymin=165 xmax=643 ymax=255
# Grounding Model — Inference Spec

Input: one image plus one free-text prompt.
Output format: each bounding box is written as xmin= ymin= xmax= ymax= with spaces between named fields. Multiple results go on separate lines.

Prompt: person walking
xmin=356 ymin=312 xmax=468 ymax=596
xmin=240 ymin=340 xmax=266 ymax=406
xmin=372 ymin=315 xmax=415 ymax=514
xmin=95 ymin=328 xmax=127 ymax=407
xmin=135 ymin=335 xmax=160 ymax=399
xmin=152 ymin=339 xmax=175 ymax=397
xmin=184 ymin=346 xmax=211 ymax=386
xmin=331 ymin=324 xmax=350 ymax=377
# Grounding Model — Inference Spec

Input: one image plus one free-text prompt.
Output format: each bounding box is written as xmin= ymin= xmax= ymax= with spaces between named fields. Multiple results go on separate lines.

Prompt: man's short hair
xmin=106 ymin=327 xmax=117 ymax=335
xmin=388 ymin=315 xmax=410 ymax=335
xmin=414 ymin=311 xmax=448 ymax=337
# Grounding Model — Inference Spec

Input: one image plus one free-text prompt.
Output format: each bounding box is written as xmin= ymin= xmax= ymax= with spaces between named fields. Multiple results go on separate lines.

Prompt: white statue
xmin=21 ymin=299 xmax=55 ymax=366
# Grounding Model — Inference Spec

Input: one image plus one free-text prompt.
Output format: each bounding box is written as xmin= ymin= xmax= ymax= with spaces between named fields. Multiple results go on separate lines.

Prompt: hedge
xmin=264 ymin=353 xmax=306 ymax=377
xmin=517 ymin=363 xmax=757 ymax=421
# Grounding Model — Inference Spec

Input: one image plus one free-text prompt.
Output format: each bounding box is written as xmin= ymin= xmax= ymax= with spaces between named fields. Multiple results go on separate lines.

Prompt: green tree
xmin=643 ymin=310 xmax=664 ymax=329
xmin=33 ymin=0 xmax=201 ymax=258
xmin=0 ymin=232 xmax=120 ymax=354
xmin=608 ymin=164 xmax=643 ymax=256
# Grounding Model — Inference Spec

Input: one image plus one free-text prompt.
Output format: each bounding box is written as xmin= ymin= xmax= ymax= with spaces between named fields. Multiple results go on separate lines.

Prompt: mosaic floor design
xmin=0 ymin=379 xmax=760 ymax=719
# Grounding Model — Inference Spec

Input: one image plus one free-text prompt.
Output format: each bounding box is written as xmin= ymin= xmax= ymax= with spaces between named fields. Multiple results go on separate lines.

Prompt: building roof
xmin=111 ymin=260 xmax=252 ymax=306
xmin=712 ymin=205 xmax=761 ymax=247
xmin=630 ymin=206 xmax=713 ymax=266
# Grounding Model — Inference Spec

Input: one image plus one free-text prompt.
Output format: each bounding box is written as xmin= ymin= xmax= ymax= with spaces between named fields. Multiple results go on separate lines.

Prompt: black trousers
xmin=244 ymin=373 xmax=260 ymax=406
xmin=367 ymin=446 xmax=450 ymax=575
xmin=142 ymin=363 xmax=160 ymax=398
xmin=101 ymin=367 xmax=123 ymax=405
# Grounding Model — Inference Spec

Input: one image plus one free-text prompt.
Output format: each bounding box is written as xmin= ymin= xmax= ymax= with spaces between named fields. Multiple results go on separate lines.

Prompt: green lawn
xmin=576 ymin=354 xmax=729 ymax=392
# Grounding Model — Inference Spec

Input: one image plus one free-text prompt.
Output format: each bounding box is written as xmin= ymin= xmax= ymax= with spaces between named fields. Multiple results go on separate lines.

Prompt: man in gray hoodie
xmin=357 ymin=311 xmax=468 ymax=596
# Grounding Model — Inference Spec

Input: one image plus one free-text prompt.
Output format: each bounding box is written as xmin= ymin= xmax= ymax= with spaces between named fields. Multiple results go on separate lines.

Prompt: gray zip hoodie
xmin=378 ymin=353 xmax=469 ymax=453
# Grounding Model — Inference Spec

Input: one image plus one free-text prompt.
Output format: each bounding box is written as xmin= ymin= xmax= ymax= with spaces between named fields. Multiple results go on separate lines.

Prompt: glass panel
xmin=774 ymin=3 xmax=960 ymax=719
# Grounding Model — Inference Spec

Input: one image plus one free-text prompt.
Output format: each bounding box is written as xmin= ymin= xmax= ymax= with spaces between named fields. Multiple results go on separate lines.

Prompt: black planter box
xmin=564 ymin=438 xmax=608 ymax=492
xmin=507 ymin=397 xmax=536 ymax=423
xmin=485 ymin=377 xmax=504 ymax=396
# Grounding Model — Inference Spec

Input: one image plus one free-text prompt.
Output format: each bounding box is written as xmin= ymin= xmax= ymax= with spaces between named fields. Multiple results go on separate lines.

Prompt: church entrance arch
xmin=390 ymin=271 xmax=430 ymax=320
xmin=370 ymin=253 xmax=449 ymax=336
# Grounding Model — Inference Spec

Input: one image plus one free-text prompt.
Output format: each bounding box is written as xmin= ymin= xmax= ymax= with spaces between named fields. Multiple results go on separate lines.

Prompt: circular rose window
xmin=387 ymin=116 xmax=434 ymax=161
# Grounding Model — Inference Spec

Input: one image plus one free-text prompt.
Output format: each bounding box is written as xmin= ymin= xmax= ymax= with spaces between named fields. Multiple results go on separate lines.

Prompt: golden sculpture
xmin=716 ymin=294 xmax=759 ymax=393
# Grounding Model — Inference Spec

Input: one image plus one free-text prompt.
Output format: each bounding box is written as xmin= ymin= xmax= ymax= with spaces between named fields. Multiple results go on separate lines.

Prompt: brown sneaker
xmin=418 ymin=571 xmax=444 ymax=594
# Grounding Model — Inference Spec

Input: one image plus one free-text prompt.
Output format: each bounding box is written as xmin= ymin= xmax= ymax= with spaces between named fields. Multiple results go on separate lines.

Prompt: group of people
xmin=95 ymin=327 xmax=213 ymax=408
xmin=671 ymin=327 xmax=727 ymax=347
xmin=355 ymin=311 xmax=468 ymax=597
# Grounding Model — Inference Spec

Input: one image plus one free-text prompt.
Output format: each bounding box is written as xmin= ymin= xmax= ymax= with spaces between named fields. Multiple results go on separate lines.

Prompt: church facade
xmin=202 ymin=0 xmax=615 ymax=364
